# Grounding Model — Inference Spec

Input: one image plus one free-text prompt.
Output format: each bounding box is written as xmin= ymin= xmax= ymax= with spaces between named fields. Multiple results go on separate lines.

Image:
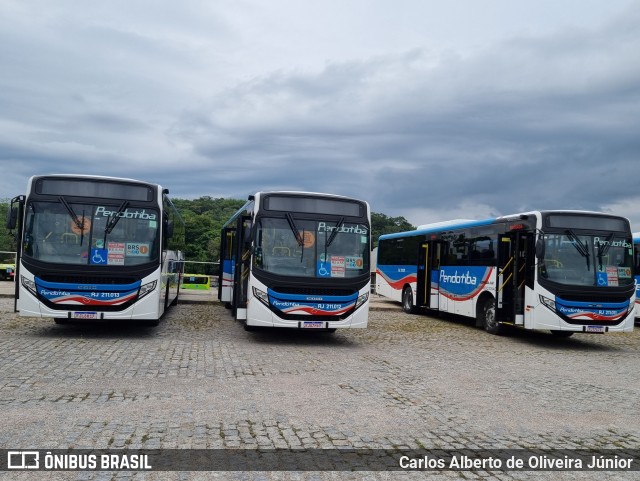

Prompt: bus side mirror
xmin=6 ymin=206 xmax=18 ymax=230
xmin=165 ymin=220 xmax=174 ymax=238
xmin=535 ymin=239 xmax=545 ymax=259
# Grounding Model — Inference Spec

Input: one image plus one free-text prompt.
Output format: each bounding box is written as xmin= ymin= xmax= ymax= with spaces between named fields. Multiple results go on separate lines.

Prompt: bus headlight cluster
xmin=253 ymin=287 xmax=270 ymax=307
xmin=21 ymin=276 xmax=37 ymax=297
xmin=138 ymin=281 xmax=157 ymax=299
xmin=355 ymin=292 xmax=369 ymax=309
xmin=539 ymin=295 xmax=556 ymax=312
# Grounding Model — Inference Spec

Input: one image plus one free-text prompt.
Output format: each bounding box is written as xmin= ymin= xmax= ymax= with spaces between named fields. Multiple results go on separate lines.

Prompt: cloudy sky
xmin=1 ymin=0 xmax=639 ymax=231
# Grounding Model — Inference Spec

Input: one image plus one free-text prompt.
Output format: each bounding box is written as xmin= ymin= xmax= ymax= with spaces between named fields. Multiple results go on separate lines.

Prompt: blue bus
xmin=377 ymin=210 xmax=635 ymax=336
xmin=218 ymin=191 xmax=371 ymax=331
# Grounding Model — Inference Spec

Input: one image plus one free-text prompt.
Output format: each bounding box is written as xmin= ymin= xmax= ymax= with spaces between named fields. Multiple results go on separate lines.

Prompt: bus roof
xmin=379 ymin=209 xmax=627 ymax=242
xmin=30 ymin=173 xmax=157 ymax=186
xmin=255 ymin=190 xmax=369 ymax=204
xmin=379 ymin=218 xmax=496 ymax=241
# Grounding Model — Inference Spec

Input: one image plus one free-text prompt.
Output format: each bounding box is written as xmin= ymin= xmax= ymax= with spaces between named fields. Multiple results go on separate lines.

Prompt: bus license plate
xmin=585 ymin=325 xmax=605 ymax=333
xmin=302 ymin=321 xmax=324 ymax=329
xmin=73 ymin=312 xmax=98 ymax=319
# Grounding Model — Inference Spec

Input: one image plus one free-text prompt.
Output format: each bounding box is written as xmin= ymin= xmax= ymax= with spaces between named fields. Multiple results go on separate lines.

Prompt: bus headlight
xmin=21 ymin=276 xmax=37 ymax=296
xmin=253 ymin=287 xmax=270 ymax=307
xmin=539 ymin=295 xmax=556 ymax=313
xmin=138 ymin=281 xmax=157 ymax=299
xmin=355 ymin=292 xmax=369 ymax=309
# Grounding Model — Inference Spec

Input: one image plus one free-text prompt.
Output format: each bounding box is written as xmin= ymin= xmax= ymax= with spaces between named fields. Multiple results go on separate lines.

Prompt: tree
xmin=371 ymin=212 xmax=415 ymax=247
xmin=172 ymin=197 xmax=246 ymax=271
xmin=0 ymin=199 xmax=17 ymax=253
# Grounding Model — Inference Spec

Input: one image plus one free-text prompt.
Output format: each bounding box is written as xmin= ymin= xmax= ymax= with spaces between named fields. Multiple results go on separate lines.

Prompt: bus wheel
xmin=551 ymin=330 xmax=574 ymax=338
xmin=402 ymin=287 xmax=415 ymax=314
xmin=480 ymin=297 xmax=503 ymax=335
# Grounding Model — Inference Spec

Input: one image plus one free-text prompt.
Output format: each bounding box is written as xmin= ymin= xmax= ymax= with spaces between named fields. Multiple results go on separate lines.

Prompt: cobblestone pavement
xmin=1 ymin=296 xmax=639 ymax=480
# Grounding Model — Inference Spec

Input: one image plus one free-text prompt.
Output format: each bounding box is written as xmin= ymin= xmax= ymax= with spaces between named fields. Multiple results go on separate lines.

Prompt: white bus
xmin=633 ymin=233 xmax=640 ymax=321
xmin=218 ymin=191 xmax=371 ymax=331
xmin=377 ymin=211 xmax=635 ymax=336
xmin=6 ymin=174 xmax=185 ymax=325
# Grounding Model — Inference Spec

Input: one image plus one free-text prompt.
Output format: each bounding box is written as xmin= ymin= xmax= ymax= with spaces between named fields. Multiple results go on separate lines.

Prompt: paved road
xmin=1 ymin=288 xmax=639 ymax=480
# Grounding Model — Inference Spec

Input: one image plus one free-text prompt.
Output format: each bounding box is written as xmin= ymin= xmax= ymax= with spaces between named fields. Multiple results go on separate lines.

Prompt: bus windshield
xmin=23 ymin=200 xmax=160 ymax=266
xmin=539 ymin=232 xmax=634 ymax=287
xmin=254 ymin=216 xmax=370 ymax=278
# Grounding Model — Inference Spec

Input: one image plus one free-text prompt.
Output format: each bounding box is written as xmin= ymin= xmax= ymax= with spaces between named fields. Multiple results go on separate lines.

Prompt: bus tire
xmin=551 ymin=330 xmax=574 ymax=338
xmin=479 ymin=297 xmax=503 ymax=335
xmin=144 ymin=319 xmax=160 ymax=327
xmin=402 ymin=287 xmax=416 ymax=314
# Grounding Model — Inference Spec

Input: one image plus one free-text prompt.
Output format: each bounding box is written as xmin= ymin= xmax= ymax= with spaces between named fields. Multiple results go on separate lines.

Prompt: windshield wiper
xmin=285 ymin=213 xmax=304 ymax=247
xmin=104 ymin=200 xmax=129 ymax=239
xmin=565 ymin=229 xmax=590 ymax=270
xmin=596 ymin=232 xmax=615 ymax=268
xmin=326 ymin=217 xmax=345 ymax=248
xmin=59 ymin=196 xmax=87 ymax=244
xmin=59 ymin=196 xmax=84 ymax=232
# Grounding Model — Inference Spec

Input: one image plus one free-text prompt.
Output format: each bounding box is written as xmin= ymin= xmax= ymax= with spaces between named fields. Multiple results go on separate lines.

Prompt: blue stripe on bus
xmin=555 ymin=298 xmax=629 ymax=309
xmin=267 ymin=289 xmax=358 ymax=303
xmin=35 ymin=277 xmax=142 ymax=291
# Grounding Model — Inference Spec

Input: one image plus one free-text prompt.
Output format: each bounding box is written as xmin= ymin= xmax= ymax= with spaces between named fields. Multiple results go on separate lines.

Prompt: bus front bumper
xmin=246 ymin=297 xmax=369 ymax=329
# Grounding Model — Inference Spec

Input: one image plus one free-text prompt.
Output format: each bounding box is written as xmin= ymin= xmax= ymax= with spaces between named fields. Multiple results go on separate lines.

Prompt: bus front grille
xmin=38 ymin=274 xmax=138 ymax=285
xmin=557 ymin=293 xmax=629 ymax=304
xmin=272 ymin=286 xmax=355 ymax=297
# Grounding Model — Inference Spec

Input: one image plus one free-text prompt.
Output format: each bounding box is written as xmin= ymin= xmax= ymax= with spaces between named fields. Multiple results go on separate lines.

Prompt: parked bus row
xmin=4 ymin=174 xmax=637 ymax=337
xmin=5 ymin=175 xmax=372 ymax=332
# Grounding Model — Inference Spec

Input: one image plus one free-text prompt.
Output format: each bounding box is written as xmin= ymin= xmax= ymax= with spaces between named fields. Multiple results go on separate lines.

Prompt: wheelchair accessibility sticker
xmin=317 ymin=261 xmax=331 ymax=277
xmin=90 ymin=248 xmax=108 ymax=265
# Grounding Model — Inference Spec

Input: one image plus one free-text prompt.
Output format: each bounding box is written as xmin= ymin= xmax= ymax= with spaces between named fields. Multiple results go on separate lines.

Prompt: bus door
xmin=417 ymin=241 xmax=443 ymax=309
xmin=219 ymin=226 xmax=236 ymax=304
xmin=417 ymin=243 xmax=429 ymax=307
xmin=6 ymin=195 xmax=25 ymax=313
xmin=232 ymin=215 xmax=252 ymax=320
xmin=515 ymin=231 xmax=535 ymax=326
xmin=496 ymin=234 xmax=515 ymax=323
xmin=496 ymin=230 xmax=532 ymax=325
